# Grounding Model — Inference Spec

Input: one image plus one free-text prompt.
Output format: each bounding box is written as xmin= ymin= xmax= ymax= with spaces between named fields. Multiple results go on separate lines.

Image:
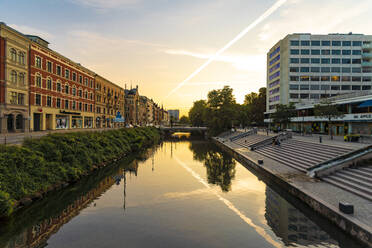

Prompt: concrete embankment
xmin=212 ymin=137 xmax=372 ymax=247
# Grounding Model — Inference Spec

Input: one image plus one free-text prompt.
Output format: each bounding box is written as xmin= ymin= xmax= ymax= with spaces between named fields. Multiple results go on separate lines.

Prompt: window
xmin=332 ymin=58 xmax=340 ymax=64
xmin=19 ymin=73 xmax=25 ymax=85
xmin=90 ymin=104 xmax=93 ymax=112
xmin=65 ymin=69 xmax=70 ymax=79
xmin=90 ymin=80 xmax=93 ymax=88
xmin=321 ymin=76 xmax=330 ymax=81
xmin=72 ymin=87 xmax=76 ymax=96
xmin=56 ymin=65 xmax=61 ymax=76
xmin=311 ymin=40 xmax=320 ymax=46
xmin=290 ymin=67 xmax=299 ymax=72
xmin=79 ymin=89 xmax=82 ymax=97
xmin=18 ymin=93 xmax=24 ymax=105
xmin=342 ymin=50 xmax=351 ymax=55
xmin=36 ymin=74 xmax=41 ymax=87
xmin=352 ymin=67 xmax=361 ymax=73
xmin=79 ymin=75 xmax=83 ymax=84
xmin=342 ymin=59 xmax=351 ymax=64
xmin=301 ymin=49 xmax=310 ymax=55
xmin=300 ymin=93 xmax=309 ymax=99
xmin=352 ymin=77 xmax=361 ymax=82
xmin=79 ymin=102 xmax=82 ymax=110
xmin=65 ymin=85 xmax=69 ymax=94
xmin=72 ymin=101 xmax=76 ymax=110
xmin=321 ymin=40 xmax=331 ymax=46
xmin=331 ymin=67 xmax=341 ymax=73
xmin=363 ymin=77 xmax=372 ymax=82
xmin=321 ymin=85 xmax=330 ymax=90
xmin=341 ymin=85 xmax=350 ymax=90
xmin=44 ymin=61 xmax=51 ymax=75
xmin=84 ymin=91 xmax=88 ymax=99
xmin=311 ymin=49 xmax=320 ymax=55
xmin=57 ymin=98 xmax=61 ymax=108
xmin=332 ymin=50 xmax=341 ymax=55
xmin=301 ymin=40 xmax=310 ymax=46
xmin=35 ymin=56 xmax=42 ymax=68
xmin=311 ymin=67 xmax=320 ymax=72
xmin=300 ymin=58 xmax=310 ymax=64
xmin=310 ymin=94 xmax=320 ymax=99
xmin=85 ymin=78 xmax=88 ymax=86
xmin=342 ymin=41 xmax=351 ymax=46
xmin=310 ymin=85 xmax=319 ymax=90
xmin=290 ymin=49 xmax=299 ymax=55
xmin=332 ymin=41 xmax=341 ymax=46
xmin=352 ymin=59 xmax=361 ymax=64
xmin=300 ymin=76 xmax=309 ymax=81
xmin=331 ymin=85 xmax=340 ymax=90
xmin=321 ymin=58 xmax=330 ymax=64
xmin=331 ymin=76 xmax=340 ymax=81
xmin=18 ymin=52 xmax=25 ymax=65
xmin=352 ymin=50 xmax=361 ymax=55
xmin=321 ymin=67 xmax=330 ymax=73
xmin=65 ymin=99 xmax=69 ymax=109
xmin=10 ymin=48 xmax=17 ymax=61
xmin=11 ymin=70 xmax=17 ymax=83
xmin=35 ymin=94 xmax=41 ymax=105
xmin=342 ymin=67 xmax=351 ymax=73
xmin=10 ymin=92 xmax=17 ymax=104
xmin=84 ymin=103 xmax=88 ymax=111
xmin=47 ymin=78 xmax=52 ymax=90
xmin=90 ymin=92 xmax=93 ymax=100
xmin=72 ymin=72 xmax=76 ymax=81
xmin=290 ymin=76 xmax=299 ymax=81
xmin=57 ymin=82 xmax=61 ymax=92
xmin=300 ymin=67 xmax=309 ymax=72
xmin=321 ymin=50 xmax=330 ymax=55
xmin=353 ymin=41 xmax=362 ymax=47
xmin=47 ymin=96 xmax=52 ymax=107
xmin=342 ymin=76 xmax=350 ymax=81
xmin=311 ymin=76 xmax=320 ymax=81
xmin=352 ymin=85 xmax=361 ymax=90
xmin=290 ymin=58 xmax=299 ymax=63
xmin=290 ymin=40 xmax=299 ymax=46
xmin=311 ymin=58 xmax=320 ymax=64
xmin=362 ymin=85 xmax=371 ymax=90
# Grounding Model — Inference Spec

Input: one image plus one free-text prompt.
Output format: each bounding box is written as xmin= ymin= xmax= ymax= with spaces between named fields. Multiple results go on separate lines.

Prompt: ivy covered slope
xmin=0 ymin=127 xmax=160 ymax=217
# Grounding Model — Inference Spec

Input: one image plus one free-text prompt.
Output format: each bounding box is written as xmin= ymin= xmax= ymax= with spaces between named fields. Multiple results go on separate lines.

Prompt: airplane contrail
xmin=173 ymin=155 xmax=282 ymax=248
xmin=165 ymin=0 xmax=287 ymax=99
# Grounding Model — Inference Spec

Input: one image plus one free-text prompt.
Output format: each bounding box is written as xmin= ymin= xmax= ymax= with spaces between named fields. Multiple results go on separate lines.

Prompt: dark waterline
xmin=0 ymin=140 xmax=366 ymax=248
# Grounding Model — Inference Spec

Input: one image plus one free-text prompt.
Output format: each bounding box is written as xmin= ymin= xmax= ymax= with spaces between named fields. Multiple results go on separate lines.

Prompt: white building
xmin=266 ymin=33 xmax=372 ymax=113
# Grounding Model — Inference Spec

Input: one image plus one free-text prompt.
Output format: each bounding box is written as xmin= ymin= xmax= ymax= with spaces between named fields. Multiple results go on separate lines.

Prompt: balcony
xmin=362 ymin=53 xmax=372 ymax=58
xmin=362 ymin=61 xmax=372 ymax=67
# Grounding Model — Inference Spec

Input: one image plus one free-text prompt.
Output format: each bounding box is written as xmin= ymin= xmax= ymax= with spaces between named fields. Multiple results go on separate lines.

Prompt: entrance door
xmin=7 ymin=114 xmax=14 ymax=132
xmin=34 ymin=113 xmax=41 ymax=131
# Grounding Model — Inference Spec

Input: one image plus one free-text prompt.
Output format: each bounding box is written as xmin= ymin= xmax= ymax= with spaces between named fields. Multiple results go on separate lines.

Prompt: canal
xmin=0 ymin=140 xmax=366 ymax=248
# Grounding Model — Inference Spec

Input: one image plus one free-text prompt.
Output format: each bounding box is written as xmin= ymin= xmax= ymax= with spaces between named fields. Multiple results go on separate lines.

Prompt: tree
xmin=271 ymin=103 xmax=296 ymax=130
xmin=314 ymin=100 xmax=344 ymax=139
xmin=189 ymin=100 xmax=207 ymax=127
xmin=179 ymin=115 xmax=189 ymax=125
xmin=243 ymin=87 xmax=266 ymax=126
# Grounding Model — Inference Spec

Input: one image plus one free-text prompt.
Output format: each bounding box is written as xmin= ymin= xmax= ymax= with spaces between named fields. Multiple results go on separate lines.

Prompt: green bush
xmin=0 ymin=127 xmax=160 ymax=217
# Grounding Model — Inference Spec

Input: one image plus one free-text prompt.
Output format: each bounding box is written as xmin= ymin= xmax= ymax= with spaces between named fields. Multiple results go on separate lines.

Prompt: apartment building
xmin=124 ymin=86 xmax=139 ymax=126
xmin=28 ymin=35 xmax=96 ymax=131
xmin=267 ymin=33 xmax=372 ymax=113
xmin=0 ymin=23 xmax=30 ymax=133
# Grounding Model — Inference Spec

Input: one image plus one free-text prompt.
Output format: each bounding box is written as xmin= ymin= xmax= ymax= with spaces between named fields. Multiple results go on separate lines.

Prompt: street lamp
xmin=302 ymin=109 xmax=305 ymax=136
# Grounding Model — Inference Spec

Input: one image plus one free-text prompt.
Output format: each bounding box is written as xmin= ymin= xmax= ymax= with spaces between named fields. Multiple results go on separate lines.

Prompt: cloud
xmin=164 ymin=49 xmax=266 ymax=72
xmin=69 ymin=0 xmax=140 ymax=9
xmin=8 ymin=24 xmax=54 ymax=41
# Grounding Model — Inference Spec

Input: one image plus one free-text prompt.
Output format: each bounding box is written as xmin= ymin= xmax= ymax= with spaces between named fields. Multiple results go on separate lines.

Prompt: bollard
xmin=319 ymin=136 xmax=322 ymax=143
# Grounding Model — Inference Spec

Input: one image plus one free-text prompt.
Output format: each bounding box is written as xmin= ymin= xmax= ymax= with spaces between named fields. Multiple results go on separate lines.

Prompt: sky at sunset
xmin=1 ymin=0 xmax=371 ymax=115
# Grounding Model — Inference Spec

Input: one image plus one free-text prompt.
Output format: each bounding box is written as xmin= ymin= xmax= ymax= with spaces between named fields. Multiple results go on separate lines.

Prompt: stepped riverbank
xmin=0 ymin=127 xmax=161 ymax=217
xmin=212 ymin=136 xmax=372 ymax=247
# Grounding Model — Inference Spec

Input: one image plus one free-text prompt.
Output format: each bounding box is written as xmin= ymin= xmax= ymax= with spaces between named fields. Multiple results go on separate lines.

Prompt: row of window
xmin=289 ymin=84 xmax=371 ymax=91
xmin=269 ymin=63 xmax=280 ymax=73
xmin=290 ymin=49 xmax=363 ymax=55
xmin=10 ymin=48 xmax=26 ymax=65
xmin=269 ymin=87 xmax=280 ymax=95
xmin=290 ymin=75 xmax=370 ymax=82
xmin=34 ymin=56 xmax=94 ymax=88
xmin=290 ymin=67 xmax=365 ymax=73
xmin=269 ymin=79 xmax=280 ymax=88
xmin=96 ymin=107 xmax=115 ymax=115
xmin=34 ymin=94 xmax=94 ymax=111
xmin=269 ymin=46 xmax=280 ymax=59
xmin=269 ymin=54 xmax=280 ymax=66
xmin=10 ymin=70 xmax=26 ymax=85
xmin=269 ymin=95 xmax=280 ymax=103
xmin=290 ymin=40 xmax=363 ymax=47
xmin=290 ymin=58 xmax=363 ymax=64
xmin=10 ymin=92 xmax=25 ymax=105
xmin=269 ymin=71 xmax=280 ymax=80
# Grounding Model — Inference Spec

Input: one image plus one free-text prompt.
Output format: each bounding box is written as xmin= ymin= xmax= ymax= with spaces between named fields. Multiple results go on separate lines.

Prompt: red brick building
xmin=28 ymin=35 xmax=95 ymax=131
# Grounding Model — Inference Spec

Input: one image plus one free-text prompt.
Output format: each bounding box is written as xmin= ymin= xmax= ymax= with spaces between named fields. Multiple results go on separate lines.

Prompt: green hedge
xmin=0 ymin=127 xmax=160 ymax=217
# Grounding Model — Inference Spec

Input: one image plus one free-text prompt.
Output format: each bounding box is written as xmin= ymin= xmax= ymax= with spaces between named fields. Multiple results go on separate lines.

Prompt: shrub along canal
xmin=0 ymin=140 xmax=367 ymax=248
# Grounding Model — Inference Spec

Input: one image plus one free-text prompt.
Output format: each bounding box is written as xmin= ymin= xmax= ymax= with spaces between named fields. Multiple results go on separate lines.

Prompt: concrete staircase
xmin=254 ymin=139 xmax=353 ymax=172
xmin=233 ymin=134 xmax=270 ymax=148
xmin=322 ymin=166 xmax=372 ymax=201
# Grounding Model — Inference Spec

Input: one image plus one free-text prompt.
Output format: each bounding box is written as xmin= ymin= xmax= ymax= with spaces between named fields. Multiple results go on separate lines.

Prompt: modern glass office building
xmin=266 ymin=33 xmax=372 ymax=113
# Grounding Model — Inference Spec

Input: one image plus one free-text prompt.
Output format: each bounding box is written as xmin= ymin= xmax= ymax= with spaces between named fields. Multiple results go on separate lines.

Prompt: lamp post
xmin=302 ymin=109 xmax=305 ymax=136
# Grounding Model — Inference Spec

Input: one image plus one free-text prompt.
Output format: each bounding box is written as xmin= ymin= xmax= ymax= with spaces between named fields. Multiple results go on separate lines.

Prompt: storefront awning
xmin=358 ymin=100 xmax=372 ymax=108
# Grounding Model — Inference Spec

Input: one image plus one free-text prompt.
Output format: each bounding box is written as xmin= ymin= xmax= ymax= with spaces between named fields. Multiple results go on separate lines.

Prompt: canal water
xmin=0 ymin=140 xmax=366 ymax=248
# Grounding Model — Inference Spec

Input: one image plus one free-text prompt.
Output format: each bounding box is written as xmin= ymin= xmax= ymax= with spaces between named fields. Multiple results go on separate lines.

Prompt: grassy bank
xmin=0 ymin=127 xmax=160 ymax=217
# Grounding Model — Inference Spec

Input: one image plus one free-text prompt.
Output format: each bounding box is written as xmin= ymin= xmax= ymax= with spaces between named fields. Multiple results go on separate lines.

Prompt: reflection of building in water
xmin=4 ymin=171 xmax=121 ymax=248
xmin=265 ymin=187 xmax=337 ymax=246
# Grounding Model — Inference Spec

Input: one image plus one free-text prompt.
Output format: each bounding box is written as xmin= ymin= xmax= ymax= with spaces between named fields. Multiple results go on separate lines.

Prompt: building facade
xmin=124 ymin=86 xmax=139 ymax=126
xmin=168 ymin=109 xmax=179 ymax=121
xmin=0 ymin=23 xmax=30 ymax=133
xmin=95 ymin=75 xmax=125 ymax=128
xmin=267 ymin=33 xmax=372 ymax=113
xmin=28 ymin=36 xmax=95 ymax=131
